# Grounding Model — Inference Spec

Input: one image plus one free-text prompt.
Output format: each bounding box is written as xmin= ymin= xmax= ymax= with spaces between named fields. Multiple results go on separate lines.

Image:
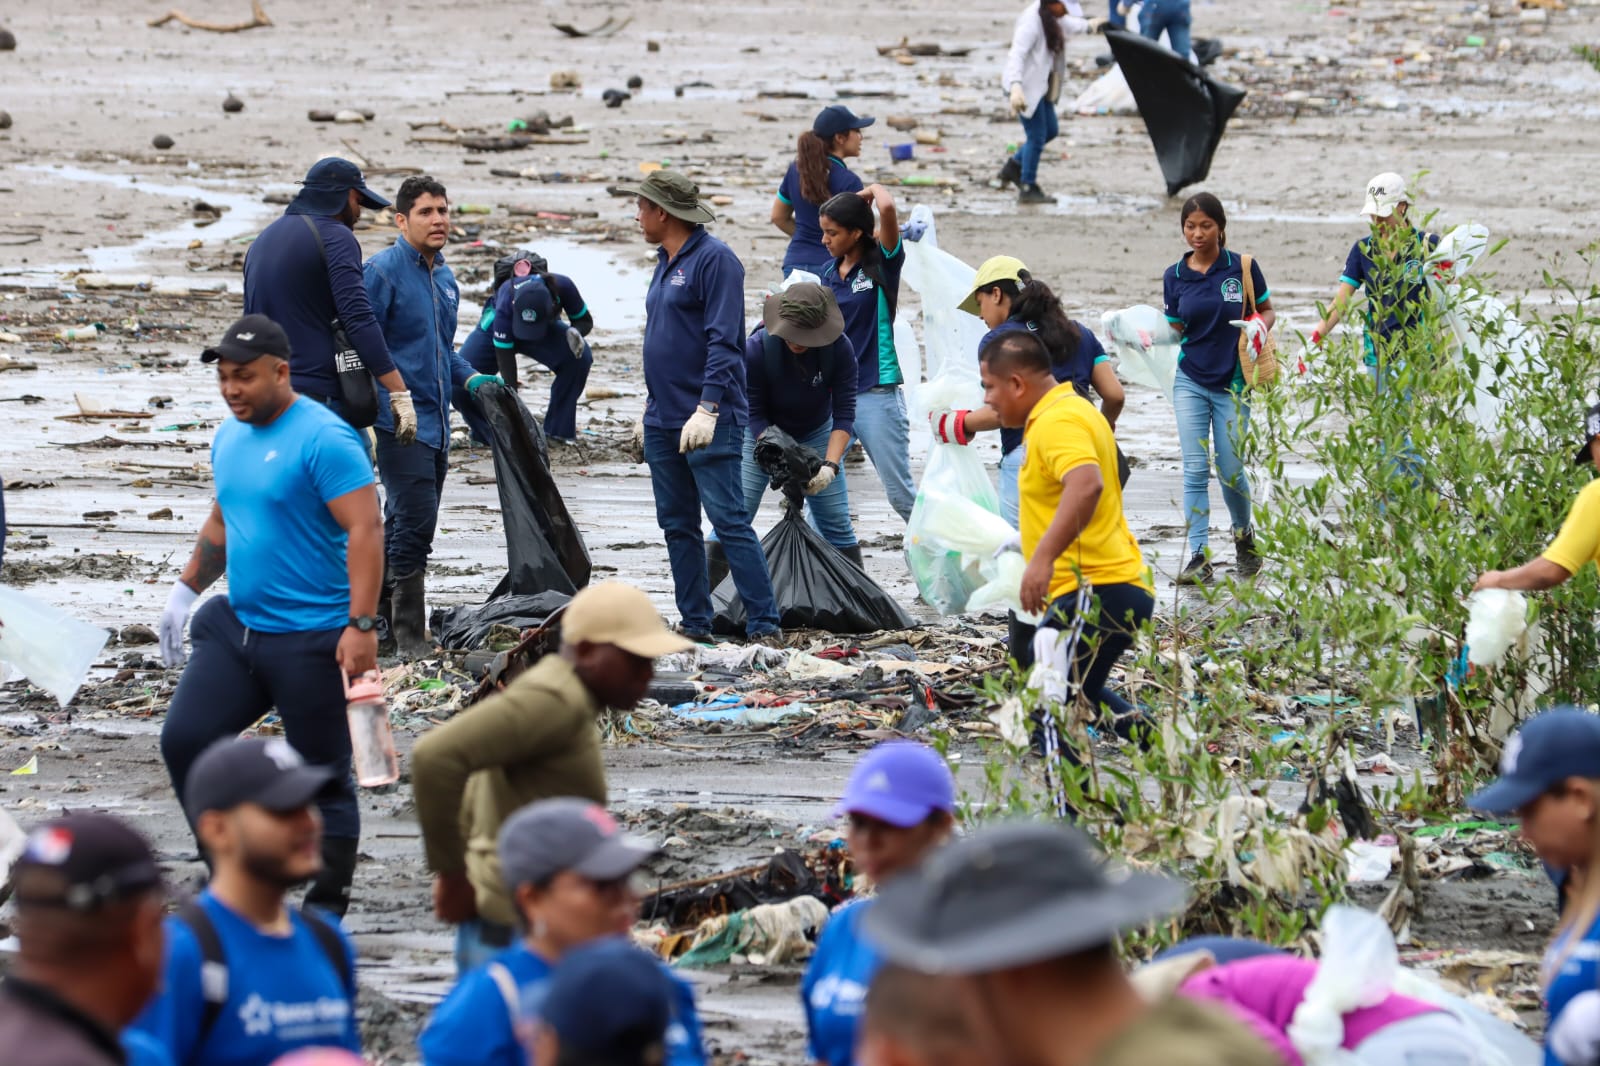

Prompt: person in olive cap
xmin=862 ymin=822 xmax=1281 ymax=1066
xmin=622 ymin=170 xmax=780 ymax=644
xmin=0 ymin=814 xmax=167 ymax=1066
xmin=244 ymin=157 xmax=417 ymax=438
xmin=1475 ymin=402 xmax=1600 ymax=595
xmin=705 ymin=282 xmax=860 ymax=584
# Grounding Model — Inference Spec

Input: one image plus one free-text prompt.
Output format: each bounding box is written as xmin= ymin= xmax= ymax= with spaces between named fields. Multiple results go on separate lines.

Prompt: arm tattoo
xmin=188 ymin=534 xmax=227 ymax=592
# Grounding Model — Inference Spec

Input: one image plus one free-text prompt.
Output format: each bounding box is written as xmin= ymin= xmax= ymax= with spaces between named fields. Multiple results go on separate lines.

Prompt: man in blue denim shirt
xmin=364 ymin=176 xmax=498 ymax=656
xmin=620 ymin=171 xmax=780 ymax=643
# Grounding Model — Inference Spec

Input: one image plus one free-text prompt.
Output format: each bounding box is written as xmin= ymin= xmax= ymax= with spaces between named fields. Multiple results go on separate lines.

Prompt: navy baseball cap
xmin=201 ymin=314 xmax=292 ymax=364
xmin=9 ymin=813 xmax=163 ymax=912
xmin=184 ymin=737 xmax=339 ymax=821
xmin=541 ymin=938 xmax=674 ymax=1065
xmin=813 ymin=105 xmax=875 ymax=140
xmin=290 ymin=156 xmax=391 ymax=215
xmin=1469 ymin=707 xmax=1600 ymax=814
xmin=833 ymin=741 xmax=956 ymax=828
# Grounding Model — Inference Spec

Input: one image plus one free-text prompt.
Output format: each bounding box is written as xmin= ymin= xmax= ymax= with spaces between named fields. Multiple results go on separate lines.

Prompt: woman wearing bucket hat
xmin=772 ymin=106 xmax=873 ymax=278
xmin=1475 ymin=404 xmax=1600 ymax=597
xmin=820 ymin=185 xmax=917 ymax=524
xmin=997 ymin=0 xmax=1103 ymax=204
xmin=801 ymin=742 xmax=956 ymax=1066
xmin=705 ymin=283 xmax=861 ymax=584
xmin=419 ymin=798 xmax=708 ymax=1066
xmin=932 ymin=255 xmax=1126 ymax=527
xmin=1467 ymin=707 xmax=1600 ymax=1066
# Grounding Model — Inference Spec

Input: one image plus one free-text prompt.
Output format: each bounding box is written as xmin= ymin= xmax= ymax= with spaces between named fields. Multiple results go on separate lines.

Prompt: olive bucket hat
xmin=619 ymin=170 xmax=716 ymax=224
xmin=763 ymin=283 xmax=845 ymax=349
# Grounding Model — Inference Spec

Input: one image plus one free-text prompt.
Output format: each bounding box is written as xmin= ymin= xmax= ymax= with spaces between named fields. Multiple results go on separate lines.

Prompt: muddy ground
xmin=2 ymin=0 xmax=1597 ymax=1059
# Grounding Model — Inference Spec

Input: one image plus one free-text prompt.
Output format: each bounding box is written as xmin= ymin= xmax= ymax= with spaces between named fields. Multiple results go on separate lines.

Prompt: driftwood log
xmin=148 ymin=0 xmax=272 ymax=32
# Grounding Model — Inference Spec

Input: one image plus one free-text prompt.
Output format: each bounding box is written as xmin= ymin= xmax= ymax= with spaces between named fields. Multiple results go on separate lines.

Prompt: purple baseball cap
xmin=834 ymin=741 xmax=956 ymax=828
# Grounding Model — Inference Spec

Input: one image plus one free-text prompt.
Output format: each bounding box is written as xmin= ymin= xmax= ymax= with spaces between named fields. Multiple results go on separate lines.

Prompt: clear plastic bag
xmin=1465 ymin=588 xmax=1529 ymax=668
xmin=916 ymin=488 xmax=1036 ymax=620
xmin=0 ymin=586 xmax=109 ymax=707
xmin=1286 ymin=905 xmax=1398 ymax=1065
xmin=1102 ymin=305 xmax=1180 ymax=404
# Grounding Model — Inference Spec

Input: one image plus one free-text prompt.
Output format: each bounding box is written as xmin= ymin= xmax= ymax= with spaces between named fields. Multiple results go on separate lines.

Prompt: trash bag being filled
xmin=712 ymin=428 xmax=915 ymax=635
xmin=1105 ymin=28 xmax=1246 ymax=196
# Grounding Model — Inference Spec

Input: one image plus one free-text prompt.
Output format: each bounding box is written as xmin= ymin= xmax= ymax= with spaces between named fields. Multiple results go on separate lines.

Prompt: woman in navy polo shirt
xmin=1159 ymin=192 xmax=1273 ymax=585
xmin=820 ymin=185 xmax=916 ymax=523
xmin=772 ymin=106 xmax=873 ymax=278
xmin=802 ymin=741 xmax=956 ymax=1066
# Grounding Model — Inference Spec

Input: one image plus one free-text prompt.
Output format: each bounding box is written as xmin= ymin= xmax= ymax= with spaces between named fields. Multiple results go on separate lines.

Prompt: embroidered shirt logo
xmin=1220 ymin=278 xmax=1244 ymax=304
xmin=669 ymin=268 xmax=688 ymax=287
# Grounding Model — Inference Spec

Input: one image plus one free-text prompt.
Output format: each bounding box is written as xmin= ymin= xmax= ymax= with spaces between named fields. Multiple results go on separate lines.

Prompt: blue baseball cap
xmin=834 ymin=741 xmax=956 ymax=828
xmin=1468 ymin=707 xmax=1600 ymax=814
xmin=813 ymin=104 xmax=875 ymax=140
xmin=288 ymin=156 xmax=391 ymax=216
xmin=541 ymin=938 xmax=674 ymax=1064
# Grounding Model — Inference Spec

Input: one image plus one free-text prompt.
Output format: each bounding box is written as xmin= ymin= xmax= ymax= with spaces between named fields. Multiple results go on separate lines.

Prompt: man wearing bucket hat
xmin=623 ymin=170 xmax=780 ymax=645
xmin=861 ymin=822 xmax=1280 ymax=1066
xmin=411 ymin=581 xmax=693 ymax=972
xmin=1474 ymin=403 xmax=1600 ymax=595
xmin=244 ymin=157 xmax=417 ymax=439
xmin=705 ymin=283 xmax=861 ymax=584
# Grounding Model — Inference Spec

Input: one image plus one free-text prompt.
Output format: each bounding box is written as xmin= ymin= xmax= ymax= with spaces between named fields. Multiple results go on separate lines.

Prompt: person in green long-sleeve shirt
xmin=410 ymin=582 xmax=692 ymax=975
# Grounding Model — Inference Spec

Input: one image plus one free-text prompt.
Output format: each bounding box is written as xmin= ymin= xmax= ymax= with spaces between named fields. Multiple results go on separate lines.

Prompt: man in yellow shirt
xmin=982 ymin=331 xmax=1153 ymax=811
xmin=1475 ymin=405 xmax=1600 ymax=593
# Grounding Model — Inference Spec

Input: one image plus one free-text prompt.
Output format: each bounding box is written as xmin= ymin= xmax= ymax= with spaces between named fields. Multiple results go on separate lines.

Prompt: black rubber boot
xmin=304 ymin=835 xmax=358 ymax=918
xmin=377 ymin=565 xmax=396 ymax=657
xmin=841 ymin=544 xmax=865 ymax=571
xmin=391 ymin=570 xmax=431 ymax=659
xmin=996 ymin=157 xmax=1022 ymax=189
xmin=705 ymin=540 xmax=730 ymax=591
xmin=1018 ymin=183 xmax=1056 ymax=205
xmin=1234 ymin=528 xmax=1262 ymax=576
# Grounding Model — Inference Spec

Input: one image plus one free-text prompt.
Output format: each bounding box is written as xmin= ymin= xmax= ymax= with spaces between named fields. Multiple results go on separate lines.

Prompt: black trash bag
xmin=1192 ymin=36 xmax=1224 ymax=67
xmin=1105 ymin=28 xmax=1246 ymax=196
xmin=431 ymin=590 xmax=572 ymax=651
xmin=753 ymin=426 xmax=821 ymax=504
xmin=476 ymin=382 xmax=591 ymax=597
xmin=639 ymin=848 xmax=823 ymax=929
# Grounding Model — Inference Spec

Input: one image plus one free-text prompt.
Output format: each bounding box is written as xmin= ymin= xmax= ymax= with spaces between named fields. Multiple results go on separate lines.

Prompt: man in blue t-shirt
xmin=131 ymin=737 xmax=362 ymax=1066
xmin=155 ymin=315 xmax=383 ymax=917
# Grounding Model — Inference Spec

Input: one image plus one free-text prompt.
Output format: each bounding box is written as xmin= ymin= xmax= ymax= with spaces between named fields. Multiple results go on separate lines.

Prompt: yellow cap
xmin=560 ymin=582 xmax=694 ymax=658
xmin=957 ymin=255 xmax=1029 ymax=316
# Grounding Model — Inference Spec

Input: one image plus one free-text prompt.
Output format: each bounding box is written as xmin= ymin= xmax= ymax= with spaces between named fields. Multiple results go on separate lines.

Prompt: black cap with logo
xmin=201 ymin=314 xmax=293 ymax=364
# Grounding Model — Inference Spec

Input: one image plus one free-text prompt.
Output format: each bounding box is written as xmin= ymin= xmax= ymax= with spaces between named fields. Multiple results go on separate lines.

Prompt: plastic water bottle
xmin=343 ymin=670 xmax=399 ymax=787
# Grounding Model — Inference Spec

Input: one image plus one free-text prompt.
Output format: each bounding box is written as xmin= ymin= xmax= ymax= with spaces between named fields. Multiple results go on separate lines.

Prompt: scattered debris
xmin=152 ymin=134 xmax=175 ymax=150
xmin=222 ymin=92 xmax=244 ymax=112
xmin=602 ymin=89 xmax=631 ymax=109
xmin=549 ymin=70 xmax=582 ymax=91
xmin=0 ymin=112 xmax=11 ymax=131
xmin=148 ymin=0 xmax=272 ymax=31
xmin=627 ymin=75 xmax=643 ymax=90
xmin=0 ymin=28 xmax=14 ymax=51
xmin=877 ymin=38 xmax=973 ymax=58
xmin=550 ymin=15 xmax=633 ymax=38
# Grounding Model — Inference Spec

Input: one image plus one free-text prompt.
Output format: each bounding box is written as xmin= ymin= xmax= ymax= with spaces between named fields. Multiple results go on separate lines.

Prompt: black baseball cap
xmin=184 ymin=737 xmax=339 ymax=821
xmin=201 ymin=314 xmax=292 ymax=364
xmin=9 ymin=813 xmax=163 ymax=912
xmin=541 ymin=938 xmax=674 ymax=1065
xmin=813 ymin=104 xmax=875 ymax=140
xmin=1575 ymin=403 xmax=1600 ymax=466
xmin=862 ymin=821 xmax=1187 ymax=975
xmin=497 ymin=798 xmax=658 ymax=890
xmin=292 ymin=156 xmax=391 ymax=214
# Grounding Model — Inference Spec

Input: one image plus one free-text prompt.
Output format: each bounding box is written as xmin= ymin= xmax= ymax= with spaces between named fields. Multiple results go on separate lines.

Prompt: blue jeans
xmin=374 ymin=430 xmax=449 ymax=577
xmin=712 ymin=421 xmax=857 ymax=549
xmin=1369 ymin=362 xmax=1425 ymax=488
xmin=1013 ymin=100 xmax=1060 ymax=185
xmin=1173 ymin=370 xmax=1252 ymax=553
xmin=644 ymin=423 xmax=780 ymax=636
xmin=1107 ymin=0 xmax=1127 ymax=29
xmin=1000 ymin=445 xmax=1024 ymax=528
xmin=455 ymin=919 xmax=514 ymax=976
xmin=849 ymin=386 xmax=916 ymax=523
xmin=1140 ymin=0 xmax=1192 ymax=60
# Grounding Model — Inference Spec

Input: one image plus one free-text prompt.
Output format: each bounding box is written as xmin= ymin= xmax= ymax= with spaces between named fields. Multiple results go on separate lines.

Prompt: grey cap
xmin=497 ymin=798 xmax=658 ymax=890
xmin=861 ymin=821 xmax=1188 ymax=975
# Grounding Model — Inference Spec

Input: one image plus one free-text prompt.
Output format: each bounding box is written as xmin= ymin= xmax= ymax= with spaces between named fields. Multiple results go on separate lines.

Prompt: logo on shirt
xmin=442 ymin=285 xmax=459 ymax=307
xmin=809 ymin=974 xmax=869 ymax=1017
xmin=850 ymin=272 xmax=874 ymax=294
xmin=237 ymin=992 xmax=351 ymax=1041
xmin=263 ymin=450 xmax=279 ymax=464
xmin=669 ymin=268 xmax=688 ymax=287
xmin=1220 ymin=278 xmax=1243 ymax=304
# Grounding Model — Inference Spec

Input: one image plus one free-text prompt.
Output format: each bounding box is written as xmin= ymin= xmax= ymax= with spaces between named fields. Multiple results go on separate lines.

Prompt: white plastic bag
xmin=0 ymin=586 xmax=109 ymax=707
xmin=915 ymin=489 xmax=1035 ymax=619
xmin=1102 ymin=305 xmax=1180 ymax=404
xmin=1465 ymin=588 xmax=1528 ymax=668
xmin=1287 ymin=905 xmax=1398 ymax=1065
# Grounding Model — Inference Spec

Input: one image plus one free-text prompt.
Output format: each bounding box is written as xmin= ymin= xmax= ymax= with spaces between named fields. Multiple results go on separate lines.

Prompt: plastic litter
xmin=1346 ymin=841 xmax=1398 ymax=883
xmin=0 ymin=586 xmax=110 ymax=707
xmin=1464 ymin=588 xmax=1528 ymax=668
xmin=674 ymin=896 xmax=830 ymax=968
xmin=1103 ymin=305 xmax=1180 ymax=404
xmin=1286 ymin=905 xmax=1399 ymax=1063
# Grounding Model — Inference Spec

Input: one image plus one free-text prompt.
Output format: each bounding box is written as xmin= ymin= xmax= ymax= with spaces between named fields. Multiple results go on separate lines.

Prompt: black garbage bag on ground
xmin=476 ymin=382 xmax=591 ymax=597
xmin=712 ymin=427 xmax=915 ymax=635
xmin=1106 ymin=28 xmax=1246 ymax=196
xmin=639 ymin=849 xmax=824 ymax=929
xmin=431 ymin=590 xmax=571 ymax=651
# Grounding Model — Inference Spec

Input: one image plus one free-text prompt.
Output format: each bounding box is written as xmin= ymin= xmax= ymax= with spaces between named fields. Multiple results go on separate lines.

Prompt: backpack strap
xmin=175 ymin=902 xmax=229 ymax=1056
xmin=299 ymin=906 xmax=357 ymax=1002
xmin=486 ymin=961 xmax=521 ymax=1029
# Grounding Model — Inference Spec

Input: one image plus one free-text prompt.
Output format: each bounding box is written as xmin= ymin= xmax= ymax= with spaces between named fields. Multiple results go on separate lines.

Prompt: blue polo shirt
xmin=459 ymin=272 xmax=590 ymax=375
xmin=1340 ymin=228 xmax=1441 ymax=366
xmin=801 ymin=898 xmax=881 ymax=1066
xmin=985 ymin=317 xmax=1108 ymax=456
xmin=419 ymin=942 xmax=707 ymax=1066
xmin=1162 ymin=250 xmax=1270 ymax=392
xmin=746 ymin=327 xmax=858 ymax=439
xmin=825 ymin=240 xmax=905 ymax=393
xmin=212 ymin=398 xmax=374 ymax=633
xmin=1544 ymin=913 xmax=1600 ymax=1066
xmin=642 ymin=228 xmax=748 ymax=430
xmin=777 ymin=157 xmax=864 ymax=274
xmin=364 ymin=236 xmax=474 ymax=451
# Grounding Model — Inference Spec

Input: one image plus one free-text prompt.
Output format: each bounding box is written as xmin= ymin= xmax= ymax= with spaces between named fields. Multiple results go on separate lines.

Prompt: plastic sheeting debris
xmin=1105 ymin=29 xmax=1245 ymax=196
xmin=432 ymin=590 xmax=572 ymax=651
xmin=0 ymin=586 xmax=109 ymax=706
xmin=1103 ymin=305 xmax=1180 ymax=404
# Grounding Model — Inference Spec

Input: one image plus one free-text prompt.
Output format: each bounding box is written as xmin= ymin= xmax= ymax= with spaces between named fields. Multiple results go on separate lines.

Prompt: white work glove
xmin=390 ymin=391 xmax=418 ymax=445
xmin=1009 ymin=83 xmax=1027 ymax=114
xmin=565 ymin=326 xmax=584 ymax=358
xmin=1117 ymin=1 xmax=1132 ymax=16
xmin=805 ymin=465 xmax=836 ymax=496
xmin=160 ymin=581 xmax=200 ymax=668
xmin=678 ymin=406 xmax=718 ymax=454
xmin=1550 ymin=989 xmax=1600 ymax=1066
xmin=1085 ymin=15 xmax=1109 ymax=32
xmin=993 ymin=531 xmax=1022 ymax=558
xmin=1230 ymin=314 xmax=1269 ymax=357
xmin=626 ymin=417 xmax=645 ymax=464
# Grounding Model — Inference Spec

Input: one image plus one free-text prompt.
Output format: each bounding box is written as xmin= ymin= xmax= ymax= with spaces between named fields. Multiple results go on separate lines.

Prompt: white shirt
xmin=1002 ymin=0 xmax=1090 ymax=117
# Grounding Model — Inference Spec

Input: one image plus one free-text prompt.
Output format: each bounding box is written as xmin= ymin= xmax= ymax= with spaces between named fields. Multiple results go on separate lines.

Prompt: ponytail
xmin=1039 ymin=0 xmax=1065 ymax=54
xmin=1009 ymin=270 xmax=1080 ymax=360
xmin=796 ymin=131 xmax=833 ymax=205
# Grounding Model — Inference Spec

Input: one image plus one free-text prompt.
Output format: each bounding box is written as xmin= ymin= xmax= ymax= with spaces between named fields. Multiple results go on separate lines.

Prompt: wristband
xmin=822 ymin=460 xmax=840 ymax=474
